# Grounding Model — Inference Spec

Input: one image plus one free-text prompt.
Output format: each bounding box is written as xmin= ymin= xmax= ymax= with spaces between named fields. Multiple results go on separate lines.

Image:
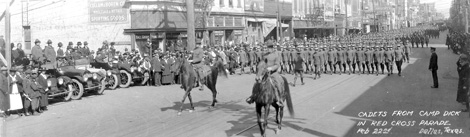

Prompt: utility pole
xmin=345 ymin=0 xmax=348 ymax=35
xmin=186 ymin=0 xmax=196 ymax=50
xmin=466 ymin=0 xmax=469 ymax=33
xmin=277 ymin=0 xmax=281 ymax=41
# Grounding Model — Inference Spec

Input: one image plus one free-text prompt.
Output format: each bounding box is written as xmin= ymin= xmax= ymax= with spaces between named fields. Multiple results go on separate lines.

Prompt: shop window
xmin=237 ymin=0 xmax=241 ymax=8
xmin=220 ymin=0 xmax=224 ymax=7
xmin=229 ymin=0 xmax=233 ymax=7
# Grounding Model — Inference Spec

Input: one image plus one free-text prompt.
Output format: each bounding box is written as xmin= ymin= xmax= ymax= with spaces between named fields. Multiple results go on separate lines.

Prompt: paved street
xmin=3 ymin=32 xmax=470 ymax=137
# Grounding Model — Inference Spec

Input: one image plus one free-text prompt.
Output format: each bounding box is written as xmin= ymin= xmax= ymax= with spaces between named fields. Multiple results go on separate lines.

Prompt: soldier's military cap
xmin=68 ymin=41 xmax=73 ymax=45
xmin=47 ymin=39 xmax=52 ymax=44
xmin=77 ymin=41 xmax=82 ymax=45
xmin=34 ymin=39 xmax=41 ymax=44
xmin=84 ymin=41 xmax=88 ymax=45
xmin=103 ymin=40 xmax=108 ymax=45
xmin=58 ymin=42 xmax=63 ymax=47
xmin=110 ymin=42 xmax=115 ymax=45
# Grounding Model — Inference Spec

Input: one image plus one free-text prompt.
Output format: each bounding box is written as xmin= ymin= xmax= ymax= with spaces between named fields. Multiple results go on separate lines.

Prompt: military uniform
xmin=384 ymin=46 xmax=395 ymax=75
xmin=192 ymin=46 xmax=205 ymax=90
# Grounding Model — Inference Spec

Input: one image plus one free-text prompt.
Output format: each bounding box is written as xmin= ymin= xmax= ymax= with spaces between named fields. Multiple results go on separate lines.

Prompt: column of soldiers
xmin=222 ymin=27 xmax=440 ymax=79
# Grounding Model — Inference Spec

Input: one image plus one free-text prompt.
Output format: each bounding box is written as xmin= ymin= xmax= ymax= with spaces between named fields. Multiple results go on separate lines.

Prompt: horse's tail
xmin=283 ymin=76 xmax=295 ymax=117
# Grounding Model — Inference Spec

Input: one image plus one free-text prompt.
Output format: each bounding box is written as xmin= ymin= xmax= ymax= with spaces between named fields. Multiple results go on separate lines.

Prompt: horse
xmin=176 ymin=56 xmax=227 ymax=116
xmin=252 ymin=62 xmax=294 ymax=137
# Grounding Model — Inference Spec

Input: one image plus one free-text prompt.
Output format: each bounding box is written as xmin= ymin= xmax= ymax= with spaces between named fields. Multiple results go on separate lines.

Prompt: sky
xmin=420 ymin=0 xmax=451 ymax=18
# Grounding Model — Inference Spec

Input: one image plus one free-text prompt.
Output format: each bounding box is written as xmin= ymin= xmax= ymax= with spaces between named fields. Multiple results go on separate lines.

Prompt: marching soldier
xmin=384 ymin=45 xmax=395 ymax=76
xmin=373 ymin=46 xmax=380 ymax=75
xmin=346 ymin=44 xmax=356 ymax=75
xmin=313 ymin=47 xmax=322 ymax=79
xmin=327 ymin=45 xmax=337 ymax=74
xmin=395 ymin=45 xmax=406 ymax=76
xmin=356 ymin=44 xmax=365 ymax=74
xmin=336 ymin=46 xmax=345 ymax=74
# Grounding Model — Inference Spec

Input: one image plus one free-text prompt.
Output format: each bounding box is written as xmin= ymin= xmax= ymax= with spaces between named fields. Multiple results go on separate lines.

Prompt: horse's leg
xmin=177 ymin=90 xmax=190 ymax=116
xmin=256 ymin=104 xmax=265 ymax=137
xmin=187 ymin=92 xmax=195 ymax=113
xmin=273 ymin=103 xmax=281 ymax=134
xmin=208 ymin=81 xmax=218 ymax=108
xmin=263 ymin=105 xmax=270 ymax=137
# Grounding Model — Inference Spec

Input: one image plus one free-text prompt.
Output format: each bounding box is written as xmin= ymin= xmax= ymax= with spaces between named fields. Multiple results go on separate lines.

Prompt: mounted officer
xmin=190 ymin=42 xmax=205 ymax=91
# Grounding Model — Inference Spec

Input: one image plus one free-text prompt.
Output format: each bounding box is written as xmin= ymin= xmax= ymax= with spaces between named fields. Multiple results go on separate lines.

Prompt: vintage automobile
xmin=57 ymin=58 xmax=107 ymax=99
xmin=118 ymin=59 xmax=150 ymax=88
xmin=90 ymin=61 xmax=120 ymax=90
xmin=43 ymin=68 xmax=77 ymax=101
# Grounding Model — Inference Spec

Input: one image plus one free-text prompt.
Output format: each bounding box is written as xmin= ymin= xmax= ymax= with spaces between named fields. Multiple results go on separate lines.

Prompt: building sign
xmin=233 ymin=30 xmax=243 ymax=35
xmin=324 ymin=0 xmax=334 ymax=21
xmin=135 ymin=34 xmax=150 ymax=40
xmin=89 ymin=0 xmax=128 ymax=23
xmin=245 ymin=0 xmax=264 ymax=12
xmin=214 ymin=31 xmax=224 ymax=36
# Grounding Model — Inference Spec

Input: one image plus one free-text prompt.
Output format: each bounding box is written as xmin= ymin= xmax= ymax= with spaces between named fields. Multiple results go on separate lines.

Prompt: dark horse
xmin=176 ymin=57 xmax=227 ymax=116
xmin=252 ymin=62 xmax=294 ymax=137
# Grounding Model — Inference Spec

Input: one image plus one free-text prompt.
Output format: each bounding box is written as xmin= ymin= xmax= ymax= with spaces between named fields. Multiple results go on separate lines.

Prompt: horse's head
xmin=255 ymin=61 xmax=268 ymax=83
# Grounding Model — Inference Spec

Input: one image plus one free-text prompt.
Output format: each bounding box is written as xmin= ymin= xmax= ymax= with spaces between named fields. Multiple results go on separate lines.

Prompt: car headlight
xmin=107 ymin=70 xmax=112 ymax=76
xmin=138 ymin=67 xmax=142 ymax=72
xmin=93 ymin=73 xmax=98 ymax=79
xmin=84 ymin=73 xmax=91 ymax=81
xmin=59 ymin=70 xmax=64 ymax=74
xmin=131 ymin=67 xmax=136 ymax=72
xmin=47 ymin=80 xmax=52 ymax=87
xmin=58 ymin=78 xmax=64 ymax=85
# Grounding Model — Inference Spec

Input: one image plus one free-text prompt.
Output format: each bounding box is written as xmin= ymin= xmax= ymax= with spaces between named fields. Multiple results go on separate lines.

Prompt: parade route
xmin=3 ymin=34 xmax=470 ymax=137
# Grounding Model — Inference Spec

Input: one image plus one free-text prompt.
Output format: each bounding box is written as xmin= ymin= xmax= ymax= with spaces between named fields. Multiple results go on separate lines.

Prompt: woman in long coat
xmin=457 ymin=55 xmax=470 ymax=112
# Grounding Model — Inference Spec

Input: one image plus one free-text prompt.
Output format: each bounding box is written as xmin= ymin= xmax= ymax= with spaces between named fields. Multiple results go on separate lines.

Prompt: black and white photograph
xmin=0 ymin=0 xmax=466 ymax=137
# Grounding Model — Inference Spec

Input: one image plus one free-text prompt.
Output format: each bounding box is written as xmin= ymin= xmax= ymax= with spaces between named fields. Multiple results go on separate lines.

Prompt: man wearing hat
xmin=27 ymin=68 xmax=43 ymax=115
xmin=36 ymin=69 xmax=49 ymax=112
xmin=246 ymin=42 xmax=285 ymax=107
xmin=429 ymin=47 xmax=438 ymax=88
xmin=312 ymin=47 xmax=322 ymax=79
xmin=44 ymin=39 xmax=57 ymax=68
xmin=336 ymin=46 xmax=345 ymax=74
xmin=327 ymin=45 xmax=337 ymax=74
xmin=394 ymin=44 xmax=406 ymax=76
xmin=356 ymin=45 xmax=365 ymax=74
xmin=457 ymin=54 xmax=470 ymax=111
xmin=83 ymin=41 xmax=91 ymax=57
xmin=0 ymin=66 xmax=9 ymax=117
xmin=238 ymin=47 xmax=248 ymax=75
xmin=191 ymin=43 xmax=205 ymax=90
xmin=293 ymin=49 xmax=305 ymax=86
xmin=151 ymin=50 xmax=163 ymax=87
xmin=32 ymin=39 xmax=45 ymax=64
xmin=346 ymin=45 xmax=356 ymax=75
xmin=384 ymin=45 xmax=395 ymax=76
xmin=57 ymin=42 xmax=65 ymax=57
xmin=365 ymin=46 xmax=374 ymax=74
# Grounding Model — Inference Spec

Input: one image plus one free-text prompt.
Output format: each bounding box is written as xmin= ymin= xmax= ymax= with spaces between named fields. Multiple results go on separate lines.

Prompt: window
xmin=237 ymin=0 xmax=241 ymax=8
xmin=229 ymin=0 xmax=233 ymax=7
xmin=220 ymin=0 xmax=224 ymax=7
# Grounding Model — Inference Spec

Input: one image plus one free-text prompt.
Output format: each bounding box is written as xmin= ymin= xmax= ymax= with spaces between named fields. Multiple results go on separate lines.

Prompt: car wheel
xmin=107 ymin=74 xmax=119 ymax=90
xmin=119 ymin=70 xmax=132 ymax=88
xmin=96 ymin=78 xmax=107 ymax=95
xmin=70 ymin=79 xmax=84 ymax=100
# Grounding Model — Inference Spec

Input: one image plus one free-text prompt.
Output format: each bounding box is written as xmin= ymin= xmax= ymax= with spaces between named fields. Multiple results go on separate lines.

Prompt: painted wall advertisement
xmin=324 ymin=0 xmax=335 ymax=21
xmin=88 ymin=0 xmax=128 ymax=23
